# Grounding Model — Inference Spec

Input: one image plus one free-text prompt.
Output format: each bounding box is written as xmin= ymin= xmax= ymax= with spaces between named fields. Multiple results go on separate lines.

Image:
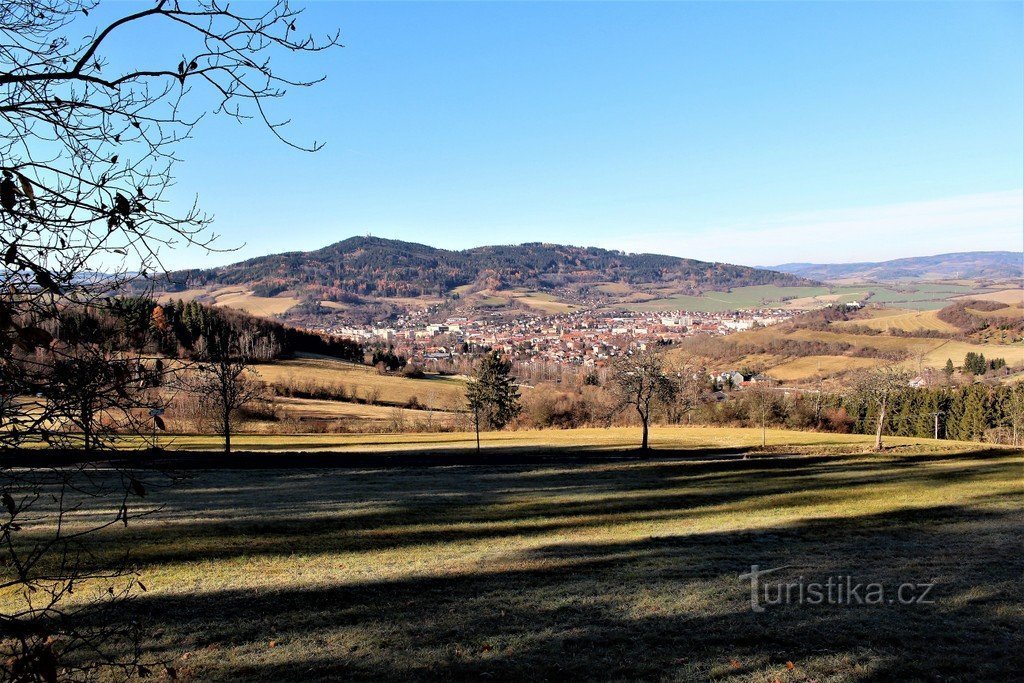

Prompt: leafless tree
xmin=1007 ymin=386 xmax=1024 ymax=448
xmin=1 ymin=1 xmax=340 ymax=677
xmin=612 ymin=349 xmax=673 ymax=451
xmin=855 ymin=363 xmax=913 ymax=451
xmin=665 ymin=362 xmax=711 ymax=425
xmin=744 ymin=379 xmax=777 ymax=449
xmin=188 ymin=327 xmax=263 ymax=454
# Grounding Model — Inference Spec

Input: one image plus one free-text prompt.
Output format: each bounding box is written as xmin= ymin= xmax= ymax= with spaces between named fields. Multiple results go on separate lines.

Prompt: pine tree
xmin=943 ymin=358 xmax=955 ymax=381
xmin=955 ymin=386 xmax=987 ymax=441
xmin=466 ymin=351 xmax=522 ymax=452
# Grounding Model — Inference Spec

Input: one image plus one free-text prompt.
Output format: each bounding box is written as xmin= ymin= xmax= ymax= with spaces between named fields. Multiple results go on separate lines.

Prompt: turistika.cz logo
xmin=738 ymin=565 xmax=936 ymax=613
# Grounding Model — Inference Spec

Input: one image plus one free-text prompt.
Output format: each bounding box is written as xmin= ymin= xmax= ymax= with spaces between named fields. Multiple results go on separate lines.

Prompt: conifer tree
xmin=465 ymin=351 xmax=522 ymax=452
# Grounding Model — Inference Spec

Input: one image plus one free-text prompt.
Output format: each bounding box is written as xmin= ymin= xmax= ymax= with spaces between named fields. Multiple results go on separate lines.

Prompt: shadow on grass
xmin=97 ymin=501 xmax=1024 ymax=682
xmin=14 ymin=444 xmax=1021 ymax=680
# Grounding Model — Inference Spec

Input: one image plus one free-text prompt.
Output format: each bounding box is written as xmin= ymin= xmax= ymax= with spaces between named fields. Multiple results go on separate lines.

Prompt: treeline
xmin=52 ymin=297 xmax=363 ymax=362
xmin=511 ymin=379 xmax=1023 ymax=446
xmin=692 ymin=384 xmax=1023 ymax=444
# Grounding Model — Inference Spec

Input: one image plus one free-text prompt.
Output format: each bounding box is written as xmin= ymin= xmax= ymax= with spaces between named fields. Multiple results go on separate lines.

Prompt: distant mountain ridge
xmin=766 ymin=251 xmax=1023 ymax=281
xmin=162 ymin=236 xmax=812 ymax=301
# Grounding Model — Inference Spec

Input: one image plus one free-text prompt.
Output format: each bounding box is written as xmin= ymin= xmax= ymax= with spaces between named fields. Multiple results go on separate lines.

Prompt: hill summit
xmin=164 ymin=236 xmax=812 ymax=302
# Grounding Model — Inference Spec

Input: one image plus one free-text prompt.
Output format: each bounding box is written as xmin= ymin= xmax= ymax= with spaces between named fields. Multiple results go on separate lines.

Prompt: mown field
xmin=10 ymin=428 xmax=1021 ymax=681
xmin=832 ymin=309 xmax=960 ymax=334
xmin=142 ymin=425 xmax=961 ymax=453
xmin=252 ymin=354 xmax=466 ymax=411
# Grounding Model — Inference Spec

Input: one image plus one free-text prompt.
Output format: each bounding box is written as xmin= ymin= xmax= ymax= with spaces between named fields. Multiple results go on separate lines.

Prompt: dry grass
xmin=719 ymin=326 xmax=1024 ymax=382
xmin=834 ymin=309 xmax=959 ymax=334
xmin=270 ymin=396 xmax=460 ymax=425
xmin=154 ymin=286 xmax=300 ymax=316
xmin=954 ymin=288 xmax=1024 ymax=305
xmin=966 ymin=303 xmax=1024 ymax=319
xmin=9 ymin=434 xmax=1021 ymax=681
xmin=509 ymin=291 xmax=576 ymax=313
xmin=137 ymin=425 xmax=983 ymax=453
xmin=210 ymin=288 xmax=300 ymax=316
xmin=255 ymin=354 xmax=466 ymax=410
xmin=767 ymin=355 xmax=878 ymax=381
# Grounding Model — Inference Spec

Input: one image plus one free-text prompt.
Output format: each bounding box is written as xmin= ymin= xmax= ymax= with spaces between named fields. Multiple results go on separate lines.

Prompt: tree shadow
xmin=84 ymin=501 xmax=1024 ymax=681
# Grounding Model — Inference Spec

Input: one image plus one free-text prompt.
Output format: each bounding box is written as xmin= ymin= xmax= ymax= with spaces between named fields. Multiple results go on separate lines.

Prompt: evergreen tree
xmin=943 ymin=358 xmax=955 ymax=380
xmin=954 ymin=386 xmax=987 ymax=441
xmin=465 ymin=352 xmax=522 ymax=452
xmin=963 ymin=352 xmax=987 ymax=376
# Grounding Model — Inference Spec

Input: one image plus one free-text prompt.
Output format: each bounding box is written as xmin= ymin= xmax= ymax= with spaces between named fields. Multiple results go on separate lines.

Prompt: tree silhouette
xmin=0 ymin=1 xmax=340 ymax=677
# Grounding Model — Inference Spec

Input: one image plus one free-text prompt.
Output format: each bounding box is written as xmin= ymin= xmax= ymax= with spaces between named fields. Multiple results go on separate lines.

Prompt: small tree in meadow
xmin=465 ymin=351 xmax=521 ymax=453
xmin=189 ymin=328 xmax=263 ymax=454
xmin=612 ymin=349 xmax=673 ymax=451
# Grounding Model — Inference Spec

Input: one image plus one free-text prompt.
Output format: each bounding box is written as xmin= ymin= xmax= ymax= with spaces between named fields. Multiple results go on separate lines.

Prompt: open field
xmin=622 ymin=282 xmax=999 ymax=313
xmin=11 ymin=430 xmax=1022 ymax=681
xmin=967 ymin=303 xmax=1024 ymax=319
xmin=677 ymin=321 xmax=1024 ymax=382
xmin=954 ymin=288 xmax=1024 ymax=305
xmin=157 ymin=286 xmax=301 ymax=316
xmin=267 ymin=397 xmax=461 ymax=429
xmin=508 ymin=290 xmax=577 ymax=313
xmin=252 ymin=354 xmax=466 ymax=411
xmin=766 ymin=355 xmax=879 ymax=382
xmin=833 ymin=309 xmax=960 ymax=334
xmin=120 ymin=425 xmax=999 ymax=453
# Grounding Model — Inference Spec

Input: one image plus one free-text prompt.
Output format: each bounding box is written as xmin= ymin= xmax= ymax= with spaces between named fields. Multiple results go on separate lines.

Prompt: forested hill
xmin=160 ymin=236 xmax=812 ymax=299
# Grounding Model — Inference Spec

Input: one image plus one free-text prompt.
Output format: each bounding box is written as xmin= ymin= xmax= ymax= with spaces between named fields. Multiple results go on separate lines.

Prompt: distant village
xmin=314 ymin=307 xmax=798 ymax=370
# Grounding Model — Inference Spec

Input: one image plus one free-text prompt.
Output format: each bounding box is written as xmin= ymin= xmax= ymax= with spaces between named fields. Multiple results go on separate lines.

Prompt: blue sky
xmin=98 ymin=1 xmax=1022 ymax=269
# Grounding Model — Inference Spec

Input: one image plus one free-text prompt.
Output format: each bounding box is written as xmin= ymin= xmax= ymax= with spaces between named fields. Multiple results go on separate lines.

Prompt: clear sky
xmin=98 ymin=1 xmax=1023 ymax=269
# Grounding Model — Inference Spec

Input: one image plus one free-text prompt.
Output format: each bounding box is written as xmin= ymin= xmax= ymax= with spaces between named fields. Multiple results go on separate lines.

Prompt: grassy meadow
xmin=139 ymin=425 xmax=969 ymax=453
xmin=252 ymin=354 xmax=466 ymax=411
xmin=11 ymin=428 xmax=1022 ymax=681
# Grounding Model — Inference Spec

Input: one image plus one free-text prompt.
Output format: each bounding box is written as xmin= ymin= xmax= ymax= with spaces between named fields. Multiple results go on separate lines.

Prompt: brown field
xmin=594 ymin=282 xmax=634 ymax=295
xmin=155 ymin=286 xmax=300 ymax=317
xmin=211 ymin=288 xmax=301 ymax=316
xmin=966 ymin=303 xmax=1024 ymax=319
xmin=954 ymin=288 xmax=1023 ymax=305
xmin=833 ymin=309 xmax=960 ymax=334
xmin=270 ymin=396 xmax=461 ymax=427
xmin=509 ymin=291 xmax=576 ymax=313
xmin=253 ymin=354 xmax=467 ymax=411
xmin=766 ymin=355 xmax=879 ymax=382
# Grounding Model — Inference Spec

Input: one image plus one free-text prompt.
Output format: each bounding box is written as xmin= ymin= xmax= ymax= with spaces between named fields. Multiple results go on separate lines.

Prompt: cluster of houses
xmin=317 ymin=308 xmax=794 ymax=367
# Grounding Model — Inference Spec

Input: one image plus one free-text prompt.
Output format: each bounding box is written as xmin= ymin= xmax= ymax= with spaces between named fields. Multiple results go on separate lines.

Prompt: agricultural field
xmin=765 ymin=355 xmax=879 ymax=382
xmin=264 ymin=397 xmax=460 ymax=430
xmin=507 ymin=290 xmax=578 ymax=313
xmin=252 ymin=354 xmax=466 ymax=411
xmin=622 ymin=281 xmax=1001 ymax=314
xmin=954 ymin=288 xmax=1023 ymax=305
xmin=833 ymin=309 xmax=960 ymax=334
xmin=157 ymin=286 xmax=302 ymax=317
xmin=678 ymin=320 xmax=1024 ymax=383
xmin=14 ymin=430 xmax=1022 ymax=680
xmin=863 ymin=282 xmax=980 ymax=310
xmin=965 ymin=302 xmax=1024 ymax=319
